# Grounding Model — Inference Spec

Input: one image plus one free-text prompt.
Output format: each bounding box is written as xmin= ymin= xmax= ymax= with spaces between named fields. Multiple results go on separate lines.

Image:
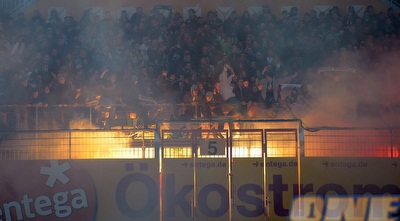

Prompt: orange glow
xmin=129 ymin=112 xmax=137 ymax=119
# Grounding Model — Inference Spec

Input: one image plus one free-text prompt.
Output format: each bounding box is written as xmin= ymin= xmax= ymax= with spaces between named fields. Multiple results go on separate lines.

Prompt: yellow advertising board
xmin=0 ymin=159 xmax=160 ymax=221
xmin=77 ymin=160 xmax=160 ymax=221
xmin=0 ymin=158 xmax=399 ymax=221
xmin=231 ymin=158 xmax=264 ymax=220
xmin=300 ymin=158 xmax=400 ymax=196
xmin=232 ymin=157 xmax=299 ymax=221
xmin=162 ymin=158 xmax=229 ymax=221
xmin=292 ymin=157 xmax=400 ymax=221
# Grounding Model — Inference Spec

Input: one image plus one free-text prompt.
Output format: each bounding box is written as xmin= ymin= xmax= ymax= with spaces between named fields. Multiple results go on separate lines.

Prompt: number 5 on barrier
xmin=199 ymin=139 xmax=225 ymax=156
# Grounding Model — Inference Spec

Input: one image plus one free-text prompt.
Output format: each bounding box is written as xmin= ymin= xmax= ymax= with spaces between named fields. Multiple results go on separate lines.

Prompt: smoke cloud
xmin=301 ymin=50 xmax=400 ymax=128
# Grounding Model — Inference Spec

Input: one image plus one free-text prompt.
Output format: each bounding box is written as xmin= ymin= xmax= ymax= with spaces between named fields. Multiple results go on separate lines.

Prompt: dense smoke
xmin=300 ymin=50 xmax=400 ymax=128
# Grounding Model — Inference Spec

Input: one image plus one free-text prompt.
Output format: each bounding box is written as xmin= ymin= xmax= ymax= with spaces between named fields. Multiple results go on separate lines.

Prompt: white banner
xmin=348 ymin=5 xmax=366 ymax=17
xmin=313 ymin=5 xmax=333 ymax=15
xmin=247 ymin=6 xmax=262 ymax=16
xmin=183 ymin=4 xmax=201 ymax=21
xmin=215 ymin=6 xmax=234 ymax=21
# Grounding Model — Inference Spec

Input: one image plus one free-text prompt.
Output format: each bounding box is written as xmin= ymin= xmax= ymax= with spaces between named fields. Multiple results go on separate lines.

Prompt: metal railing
xmin=0 ymin=104 xmax=151 ymax=131
xmin=0 ymin=129 xmax=156 ymax=160
xmin=303 ymin=128 xmax=400 ymax=158
xmin=0 ymin=115 xmax=399 ymax=160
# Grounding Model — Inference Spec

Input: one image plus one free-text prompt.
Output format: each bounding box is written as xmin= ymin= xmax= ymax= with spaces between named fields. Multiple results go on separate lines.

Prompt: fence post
xmin=390 ymin=129 xmax=393 ymax=158
xmin=69 ymin=130 xmax=72 ymax=159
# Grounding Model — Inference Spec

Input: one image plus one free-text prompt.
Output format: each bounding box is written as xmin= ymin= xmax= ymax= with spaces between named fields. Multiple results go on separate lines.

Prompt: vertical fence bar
xmin=192 ymin=130 xmax=197 ymax=220
xmin=297 ymin=127 xmax=302 ymax=216
xmin=390 ymin=129 xmax=393 ymax=158
xmin=35 ymin=106 xmax=38 ymax=131
xmin=68 ymin=130 xmax=72 ymax=159
xmin=228 ymin=130 xmax=232 ymax=221
xmin=263 ymin=129 xmax=268 ymax=220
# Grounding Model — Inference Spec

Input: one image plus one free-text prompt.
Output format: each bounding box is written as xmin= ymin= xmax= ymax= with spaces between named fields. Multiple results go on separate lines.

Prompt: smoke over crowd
xmin=0 ymin=4 xmax=400 ymax=130
xmin=299 ymin=51 xmax=400 ymax=128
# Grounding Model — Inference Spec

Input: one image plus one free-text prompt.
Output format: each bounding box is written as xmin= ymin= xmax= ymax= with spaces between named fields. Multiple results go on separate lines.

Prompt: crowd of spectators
xmin=0 ymin=4 xmax=399 ymax=129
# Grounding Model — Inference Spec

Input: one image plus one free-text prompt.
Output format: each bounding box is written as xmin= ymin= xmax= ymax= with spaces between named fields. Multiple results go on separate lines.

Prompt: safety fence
xmin=303 ymin=128 xmax=400 ymax=158
xmin=0 ymin=129 xmax=155 ymax=160
xmin=0 ymin=120 xmax=399 ymax=221
xmin=0 ymin=120 xmax=399 ymax=160
xmin=0 ymin=104 xmax=170 ymax=131
xmin=0 ymin=103 xmax=308 ymax=131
